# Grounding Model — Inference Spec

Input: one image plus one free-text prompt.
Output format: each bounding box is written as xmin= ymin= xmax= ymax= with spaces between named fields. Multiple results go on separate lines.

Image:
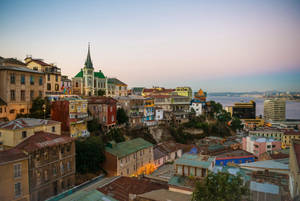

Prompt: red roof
xmin=0 ymin=148 xmax=27 ymax=164
xmin=87 ymin=96 xmax=117 ymax=105
xmin=98 ymin=176 xmax=168 ymax=201
xmin=15 ymin=131 xmax=73 ymax=153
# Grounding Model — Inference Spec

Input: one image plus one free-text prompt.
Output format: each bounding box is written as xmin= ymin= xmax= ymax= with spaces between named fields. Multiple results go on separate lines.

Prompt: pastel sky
xmin=1 ymin=0 xmax=300 ymax=92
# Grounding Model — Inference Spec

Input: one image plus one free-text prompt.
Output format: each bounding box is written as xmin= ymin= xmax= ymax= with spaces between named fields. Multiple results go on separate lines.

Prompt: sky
xmin=1 ymin=0 xmax=300 ymax=92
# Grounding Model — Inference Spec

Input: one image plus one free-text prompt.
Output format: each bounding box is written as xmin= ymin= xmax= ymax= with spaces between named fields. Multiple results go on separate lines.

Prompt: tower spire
xmin=84 ymin=42 xmax=94 ymax=69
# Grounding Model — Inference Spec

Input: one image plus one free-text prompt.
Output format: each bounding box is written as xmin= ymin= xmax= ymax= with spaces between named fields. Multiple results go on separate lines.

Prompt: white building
xmin=190 ymin=99 xmax=203 ymax=116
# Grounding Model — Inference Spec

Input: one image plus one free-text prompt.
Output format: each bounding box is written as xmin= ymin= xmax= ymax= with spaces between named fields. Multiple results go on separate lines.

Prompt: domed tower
xmin=83 ymin=43 xmax=94 ymax=96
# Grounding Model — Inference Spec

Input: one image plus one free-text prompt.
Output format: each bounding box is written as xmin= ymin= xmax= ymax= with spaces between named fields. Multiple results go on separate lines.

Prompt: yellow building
xmin=25 ymin=56 xmax=62 ymax=95
xmin=0 ymin=148 xmax=30 ymax=201
xmin=51 ymin=97 xmax=89 ymax=138
xmin=175 ymin=87 xmax=192 ymax=99
xmin=242 ymin=118 xmax=265 ymax=128
xmin=0 ymin=65 xmax=45 ymax=121
xmin=0 ymin=118 xmax=61 ymax=150
xmin=282 ymin=130 xmax=300 ymax=148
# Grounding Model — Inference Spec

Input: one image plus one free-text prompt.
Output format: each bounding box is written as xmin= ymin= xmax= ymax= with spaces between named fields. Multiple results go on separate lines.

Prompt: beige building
xmin=108 ymin=78 xmax=128 ymax=97
xmin=0 ymin=66 xmax=45 ymax=121
xmin=0 ymin=118 xmax=61 ymax=150
xmin=15 ymin=131 xmax=76 ymax=201
xmin=289 ymin=140 xmax=300 ymax=199
xmin=25 ymin=56 xmax=62 ymax=95
xmin=103 ymin=138 xmax=154 ymax=176
xmin=0 ymin=148 xmax=30 ymax=201
xmin=282 ymin=130 xmax=300 ymax=148
xmin=264 ymin=99 xmax=286 ymax=122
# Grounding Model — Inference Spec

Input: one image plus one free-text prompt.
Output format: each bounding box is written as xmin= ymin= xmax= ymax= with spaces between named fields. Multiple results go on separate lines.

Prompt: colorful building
xmin=0 ymin=118 xmax=61 ymax=150
xmin=282 ymin=130 xmax=300 ymax=148
xmin=143 ymin=98 xmax=155 ymax=126
xmin=102 ymin=138 xmax=154 ymax=176
xmin=87 ymin=96 xmax=117 ymax=130
xmin=0 ymin=65 xmax=45 ymax=121
xmin=213 ymin=149 xmax=255 ymax=166
xmin=242 ymin=136 xmax=281 ymax=157
xmin=194 ymin=89 xmax=207 ymax=102
xmin=25 ymin=56 xmax=62 ymax=95
xmin=107 ymin=78 xmax=128 ymax=97
xmin=51 ymin=96 xmax=89 ymax=138
xmin=0 ymin=148 xmax=30 ymax=201
xmin=190 ymin=99 xmax=204 ymax=116
xmin=61 ymin=75 xmax=72 ymax=95
xmin=175 ymin=87 xmax=192 ymax=99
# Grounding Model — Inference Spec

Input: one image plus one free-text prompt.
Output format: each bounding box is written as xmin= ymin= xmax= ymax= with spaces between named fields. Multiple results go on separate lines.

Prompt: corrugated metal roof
xmin=250 ymin=181 xmax=279 ymax=195
xmin=239 ymin=159 xmax=289 ymax=171
xmin=174 ymin=154 xmax=215 ymax=168
xmin=105 ymin=138 xmax=153 ymax=158
xmin=0 ymin=66 xmax=44 ymax=74
xmin=0 ymin=118 xmax=60 ymax=130
xmin=60 ymin=190 xmax=117 ymax=201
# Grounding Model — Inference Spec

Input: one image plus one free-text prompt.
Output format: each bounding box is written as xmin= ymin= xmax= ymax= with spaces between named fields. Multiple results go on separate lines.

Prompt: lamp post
xmin=42 ymin=104 xmax=46 ymax=120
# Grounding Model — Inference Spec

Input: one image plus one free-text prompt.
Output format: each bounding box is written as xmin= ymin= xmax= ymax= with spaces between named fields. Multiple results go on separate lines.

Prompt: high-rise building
xmin=231 ymin=100 xmax=256 ymax=119
xmin=264 ymin=99 xmax=286 ymax=122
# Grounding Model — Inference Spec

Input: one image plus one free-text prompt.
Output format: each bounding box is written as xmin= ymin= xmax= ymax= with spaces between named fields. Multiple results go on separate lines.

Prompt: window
xmin=14 ymin=182 xmax=21 ymax=197
xmin=55 ymin=74 xmax=58 ymax=82
xmin=44 ymin=170 xmax=48 ymax=181
xmin=61 ymin=148 xmax=64 ymax=154
xmin=53 ymin=166 xmax=57 ymax=176
xmin=47 ymin=83 xmax=51 ymax=90
xmin=10 ymin=73 xmax=15 ymax=84
xmin=21 ymin=90 xmax=25 ymax=101
xmin=30 ymin=90 xmax=34 ymax=100
xmin=47 ymin=74 xmax=50 ymax=81
xmin=110 ymin=106 xmax=112 ymax=112
xmin=21 ymin=75 xmax=25 ymax=84
xmin=67 ymin=161 xmax=71 ymax=171
xmin=0 ymin=108 xmax=2 ymax=113
xmin=22 ymin=131 xmax=27 ymax=138
xmin=10 ymin=90 xmax=15 ymax=101
xmin=112 ymin=115 xmax=114 ymax=122
xmin=52 ymin=126 xmax=55 ymax=132
xmin=20 ymin=109 xmax=25 ymax=113
xmin=14 ymin=164 xmax=21 ymax=178
xmin=55 ymin=84 xmax=59 ymax=91
xmin=76 ymin=82 xmax=78 ymax=87
xmin=30 ymin=76 xmax=34 ymax=85
xmin=60 ymin=163 xmax=64 ymax=174
xmin=10 ymin=109 xmax=15 ymax=114
xmin=39 ymin=76 xmax=43 ymax=85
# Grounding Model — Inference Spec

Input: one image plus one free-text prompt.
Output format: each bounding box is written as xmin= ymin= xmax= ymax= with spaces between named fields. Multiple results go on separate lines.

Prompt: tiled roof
xmin=75 ymin=70 xmax=83 ymax=78
xmin=15 ymin=131 xmax=73 ymax=153
xmin=27 ymin=58 xmax=50 ymax=66
xmin=0 ymin=148 xmax=27 ymax=164
xmin=175 ymin=154 xmax=215 ymax=169
xmin=94 ymin=70 xmax=105 ymax=78
xmin=0 ymin=118 xmax=59 ymax=130
xmin=108 ymin=78 xmax=127 ymax=86
xmin=105 ymin=138 xmax=153 ymax=158
xmin=98 ymin=176 xmax=168 ymax=201
xmin=87 ymin=96 xmax=117 ymax=105
xmin=0 ymin=66 xmax=44 ymax=74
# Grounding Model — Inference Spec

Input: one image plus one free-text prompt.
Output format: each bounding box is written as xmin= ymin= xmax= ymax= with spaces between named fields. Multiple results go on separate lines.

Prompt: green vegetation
xmin=97 ymin=89 xmax=106 ymax=96
xmin=105 ymin=128 xmax=125 ymax=143
xmin=116 ymin=108 xmax=129 ymax=125
xmin=75 ymin=136 xmax=105 ymax=174
xmin=192 ymin=172 xmax=249 ymax=201
xmin=87 ymin=119 xmax=102 ymax=135
xmin=17 ymin=97 xmax=50 ymax=119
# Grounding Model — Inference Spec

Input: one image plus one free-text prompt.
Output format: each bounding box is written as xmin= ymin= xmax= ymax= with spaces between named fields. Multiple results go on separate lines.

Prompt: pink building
xmin=242 ymin=136 xmax=281 ymax=157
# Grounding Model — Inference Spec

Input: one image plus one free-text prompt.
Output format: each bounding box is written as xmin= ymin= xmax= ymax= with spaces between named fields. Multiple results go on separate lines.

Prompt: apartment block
xmin=242 ymin=136 xmax=281 ymax=157
xmin=264 ymin=99 xmax=286 ymax=122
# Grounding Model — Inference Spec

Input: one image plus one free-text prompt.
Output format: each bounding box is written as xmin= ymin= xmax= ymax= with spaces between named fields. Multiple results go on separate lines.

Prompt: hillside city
xmin=0 ymin=46 xmax=299 ymax=201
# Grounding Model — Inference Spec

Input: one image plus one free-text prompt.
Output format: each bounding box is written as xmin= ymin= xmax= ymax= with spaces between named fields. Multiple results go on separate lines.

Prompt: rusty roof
xmin=87 ymin=96 xmax=117 ymax=105
xmin=0 ymin=118 xmax=60 ymax=130
xmin=0 ymin=148 xmax=27 ymax=164
xmin=98 ymin=176 xmax=168 ymax=201
xmin=15 ymin=131 xmax=73 ymax=153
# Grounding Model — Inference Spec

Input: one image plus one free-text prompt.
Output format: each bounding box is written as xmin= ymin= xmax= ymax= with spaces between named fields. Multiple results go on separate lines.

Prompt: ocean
xmin=207 ymin=96 xmax=300 ymax=119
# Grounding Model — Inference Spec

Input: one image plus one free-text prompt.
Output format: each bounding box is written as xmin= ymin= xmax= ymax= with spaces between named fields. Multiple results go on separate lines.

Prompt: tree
xmin=29 ymin=97 xmax=50 ymax=119
xmin=97 ymin=89 xmax=105 ymax=96
xmin=217 ymin=110 xmax=232 ymax=122
xmin=230 ymin=117 xmax=243 ymax=131
xmin=106 ymin=128 xmax=125 ymax=143
xmin=87 ymin=119 xmax=102 ymax=134
xmin=75 ymin=136 xmax=105 ymax=174
xmin=117 ymin=108 xmax=129 ymax=125
xmin=192 ymin=172 xmax=249 ymax=201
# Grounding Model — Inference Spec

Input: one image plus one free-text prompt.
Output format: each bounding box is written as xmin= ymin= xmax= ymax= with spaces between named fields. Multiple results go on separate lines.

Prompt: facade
xmin=282 ymin=130 xmax=300 ymax=148
xmin=242 ymin=118 xmax=265 ymax=129
xmin=61 ymin=75 xmax=72 ymax=95
xmin=0 ymin=118 xmax=61 ymax=150
xmin=51 ymin=97 xmax=89 ymax=138
xmin=144 ymin=98 xmax=155 ymax=126
xmin=175 ymin=87 xmax=192 ymax=99
xmin=0 ymin=148 xmax=30 ymax=201
xmin=108 ymin=78 xmax=128 ymax=97
xmin=154 ymin=142 xmax=183 ymax=167
xmin=115 ymin=95 xmax=145 ymax=127
xmin=155 ymin=108 xmax=164 ymax=121
xmin=0 ymin=66 xmax=45 ymax=120
xmin=25 ymin=56 xmax=61 ymax=95
xmin=249 ymin=129 xmax=284 ymax=141
xmin=227 ymin=100 xmax=256 ymax=119
xmin=289 ymin=140 xmax=300 ymax=199
xmin=103 ymin=138 xmax=154 ymax=176
xmin=15 ymin=131 xmax=75 ymax=201
xmin=264 ymin=99 xmax=286 ymax=122
xmin=87 ymin=96 xmax=117 ymax=129
xmin=190 ymin=99 xmax=204 ymax=116
xmin=242 ymin=136 xmax=281 ymax=157
xmin=142 ymin=87 xmax=175 ymax=97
